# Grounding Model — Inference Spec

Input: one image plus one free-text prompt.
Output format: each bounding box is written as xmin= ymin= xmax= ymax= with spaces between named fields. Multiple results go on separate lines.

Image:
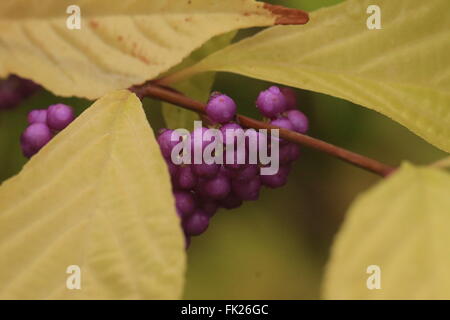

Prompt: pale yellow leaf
xmin=0 ymin=90 xmax=185 ymax=299
xmin=323 ymin=163 xmax=450 ymax=299
xmin=162 ymin=31 xmax=237 ymax=130
xmin=0 ymin=0 xmax=292 ymax=99
xmin=182 ymin=0 xmax=450 ymax=152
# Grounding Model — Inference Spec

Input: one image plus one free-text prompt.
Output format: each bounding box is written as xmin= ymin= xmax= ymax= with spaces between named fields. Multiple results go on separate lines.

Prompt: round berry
xmin=286 ymin=110 xmax=309 ymax=134
xmin=192 ymin=162 xmax=220 ymax=178
xmin=165 ymin=159 xmax=179 ymax=177
xmin=27 ymin=109 xmax=47 ymax=124
xmin=175 ymin=165 xmax=197 ymax=190
xmin=279 ymin=143 xmax=300 ymax=165
xmin=19 ymin=78 xmax=40 ymax=97
xmin=0 ymin=87 xmax=22 ymax=109
xmin=200 ymin=199 xmax=219 ymax=217
xmin=46 ymin=104 xmax=75 ymax=131
xmin=232 ymin=176 xmax=261 ymax=201
xmin=183 ymin=209 xmax=210 ymax=236
xmin=227 ymin=164 xmax=259 ymax=181
xmin=219 ymin=192 xmax=243 ymax=209
xmin=256 ymin=86 xmax=287 ymax=118
xmin=270 ymin=117 xmax=294 ymax=144
xmin=260 ymin=165 xmax=291 ymax=189
xmin=20 ymin=123 xmax=52 ymax=158
xmin=220 ymin=123 xmax=242 ymax=146
xmin=206 ymin=93 xmax=237 ymax=124
xmin=280 ymin=87 xmax=297 ymax=110
xmin=199 ymin=174 xmax=231 ymax=200
xmin=174 ymin=191 xmax=196 ymax=219
xmin=158 ymin=129 xmax=181 ymax=159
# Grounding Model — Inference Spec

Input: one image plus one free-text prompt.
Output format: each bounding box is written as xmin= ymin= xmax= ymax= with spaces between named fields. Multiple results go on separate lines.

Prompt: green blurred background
xmin=0 ymin=0 xmax=446 ymax=299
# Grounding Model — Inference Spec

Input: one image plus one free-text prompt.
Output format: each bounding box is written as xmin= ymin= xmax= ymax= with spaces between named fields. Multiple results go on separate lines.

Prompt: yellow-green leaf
xmin=323 ymin=163 xmax=450 ymax=299
xmin=162 ymin=31 xmax=237 ymax=130
xmin=0 ymin=0 xmax=296 ymax=99
xmin=182 ymin=0 xmax=450 ymax=152
xmin=0 ymin=90 xmax=185 ymax=299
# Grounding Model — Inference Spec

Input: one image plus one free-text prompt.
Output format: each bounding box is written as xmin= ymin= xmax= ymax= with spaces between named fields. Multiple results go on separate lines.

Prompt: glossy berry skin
xmin=260 ymin=165 xmax=291 ymax=189
xmin=206 ymin=93 xmax=237 ymax=124
xmin=280 ymin=87 xmax=297 ymax=110
xmin=175 ymin=165 xmax=197 ymax=190
xmin=232 ymin=176 xmax=261 ymax=201
xmin=256 ymin=86 xmax=287 ymax=118
xmin=20 ymin=123 xmax=52 ymax=158
xmin=47 ymin=104 xmax=75 ymax=131
xmin=199 ymin=174 xmax=231 ymax=200
xmin=174 ymin=191 xmax=196 ymax=219
xmin=183 ymin=209 xmax=210 ymax=236
xmin=286 ymin=110 xmax=309 ymax=134
xmin=27 ymin=109 xmax=47 ymax=124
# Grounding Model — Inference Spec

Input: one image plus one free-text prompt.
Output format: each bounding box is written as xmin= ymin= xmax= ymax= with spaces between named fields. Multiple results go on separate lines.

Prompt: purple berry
xmin=279 ymin=143 xmax=300 ymax=164
xmin=27 ymin=109 xmax=47 ymax=124
xmin=0 ymin=76 xmax=22 ymax=109
xmin=199 ymin=174 xmax=231 ymax=200
xmin=200 ymin=200 xmax=219 ymax=217
xmin=270 ymin=117 xmax=294 ymax=145
xmin=220 ymin=123 xmax=242 ymax=146
xmin=232 ymin=176 xmax=261 ymax=201
xmin=260 ymin=165 xmax=291 ymax=189
xmin=18 ymin=78 xmax=40 ymax=97
xmin=165 ymin=159 xmax=179 ymax=177
xmin=256 ymin=86 xmax=287 ymax=118
xmin=206 ymin=93 xmax=237 ymax=124
xmin=219 ymin=192 xmax=243 ymax=209
xmin=158 ymin=129 xmax=181 ymax=159
xmin=227 ymin=164 xmax=259 ymax=181
xmin=280 ymin=87 xmax=297 ymax=110
xmin=46 ymin=104 xmax=75 ymax=131
xmin=286 ymin=110 xmax=309 ymax=134
xmin=175 ymin=165 xmax=197 ymax=190
xmin=223 ymin=146 xmax=247 ymax=171
xmin=174 ymin=191 xmax=196 ymax=219
xmin=20 ymin=123 xmax=52 ymax=158
xmin=192 ymin=162 xmax=220 ymax=178
xmin=287 ymin=143 xmax=301 ymax=162
xmin=183 ymin=209 xmax=210 ymax=236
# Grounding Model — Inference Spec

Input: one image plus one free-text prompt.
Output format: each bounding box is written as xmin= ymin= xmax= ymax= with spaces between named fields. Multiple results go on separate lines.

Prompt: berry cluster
xmin=0 ymin=75 xmax=40 ymax=110
xmin=21 ymin=104 xmax=75 ymax=158
xmin=157 ymin=86 xmax=309 ymax=248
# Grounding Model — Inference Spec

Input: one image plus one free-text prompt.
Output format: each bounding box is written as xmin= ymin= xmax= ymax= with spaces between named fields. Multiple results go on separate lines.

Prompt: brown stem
xmin=132 ymin=83 xmax=396 ymax=177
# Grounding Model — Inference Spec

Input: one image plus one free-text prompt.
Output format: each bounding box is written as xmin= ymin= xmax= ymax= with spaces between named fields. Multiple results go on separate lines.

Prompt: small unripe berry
xmin=206 ymin=93 xmax=237 ymax=124
xmin=47 ymin=103 xmax=75 ymax=131
xmin=256 ymin=86 xmax=287 ymax=118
